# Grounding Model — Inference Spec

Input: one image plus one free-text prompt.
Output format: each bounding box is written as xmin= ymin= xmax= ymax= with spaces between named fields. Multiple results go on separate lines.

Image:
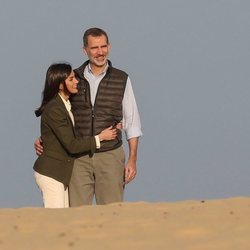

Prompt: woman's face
xmin=60 ymin=71 xmax=79 ymax=99
xmin=64 ymin=71 xmax=79 ymax=94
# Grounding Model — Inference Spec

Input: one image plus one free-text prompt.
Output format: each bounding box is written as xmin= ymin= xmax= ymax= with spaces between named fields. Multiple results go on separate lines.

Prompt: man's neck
xmin=90 ymin=63 xmax=108 ymax=76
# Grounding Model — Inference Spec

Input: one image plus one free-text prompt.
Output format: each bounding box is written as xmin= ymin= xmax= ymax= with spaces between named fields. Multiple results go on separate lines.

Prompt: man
xmin=35 ymin=27 xmax=142 ymax=206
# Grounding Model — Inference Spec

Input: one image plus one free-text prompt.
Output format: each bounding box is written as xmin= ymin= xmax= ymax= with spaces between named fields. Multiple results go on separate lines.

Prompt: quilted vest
xmin=71 ymin=61 xmax=128 ymax=152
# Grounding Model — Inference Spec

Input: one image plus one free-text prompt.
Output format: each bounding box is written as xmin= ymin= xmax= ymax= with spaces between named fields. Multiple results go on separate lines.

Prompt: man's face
xmin=83 ymin=34 xmax=110 ymax=68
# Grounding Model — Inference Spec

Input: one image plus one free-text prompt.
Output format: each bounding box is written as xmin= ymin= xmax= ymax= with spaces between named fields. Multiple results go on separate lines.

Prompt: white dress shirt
xmin=59 ymin=94 xmax=74 ymax=126
xmin=84 ymin=63 xmax=143 ymax=140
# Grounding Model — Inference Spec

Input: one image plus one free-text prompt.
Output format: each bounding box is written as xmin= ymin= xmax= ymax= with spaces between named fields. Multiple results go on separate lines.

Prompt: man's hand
xmin=34 ymin=137 xmax=43 ymax=156
xmin=124 ymin=160 xmax=137 ymax=184
xmin=124 ymin=137 xmax=139 ymax=184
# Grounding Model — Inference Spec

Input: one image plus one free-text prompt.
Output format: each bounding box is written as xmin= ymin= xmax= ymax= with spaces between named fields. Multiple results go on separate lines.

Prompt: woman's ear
xmin=59 ymin=83 xmax=64 ymax=91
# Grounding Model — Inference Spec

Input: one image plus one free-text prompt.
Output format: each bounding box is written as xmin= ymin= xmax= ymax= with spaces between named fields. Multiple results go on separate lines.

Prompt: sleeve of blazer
xmin=42 ymin=103 xmax=96 ymax=155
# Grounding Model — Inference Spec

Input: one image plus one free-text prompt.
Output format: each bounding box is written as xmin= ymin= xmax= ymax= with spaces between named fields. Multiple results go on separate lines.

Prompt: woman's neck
xmin=59 ymin=91 xmax=69 ymax=101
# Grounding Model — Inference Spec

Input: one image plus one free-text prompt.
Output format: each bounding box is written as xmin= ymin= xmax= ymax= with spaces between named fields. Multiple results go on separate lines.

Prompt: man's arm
xmin=34 ymin=137 xmax=43 ymax=155
xmin=124 ymin=137 xmax=139 ymax=184
xmin=122 ymin=77 xmax=142 ymax=184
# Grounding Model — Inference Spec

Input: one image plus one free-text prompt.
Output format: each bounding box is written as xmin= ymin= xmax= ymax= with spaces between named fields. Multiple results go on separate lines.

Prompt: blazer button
xmin=67 ymin=159 xmax=71 ymax=162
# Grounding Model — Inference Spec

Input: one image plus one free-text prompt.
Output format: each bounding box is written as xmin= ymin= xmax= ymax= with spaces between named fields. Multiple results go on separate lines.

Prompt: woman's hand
xmin=98 ymin=127 xmax=117 ymax=141
xmin=115 ymin=122 xmax=123 ymax=130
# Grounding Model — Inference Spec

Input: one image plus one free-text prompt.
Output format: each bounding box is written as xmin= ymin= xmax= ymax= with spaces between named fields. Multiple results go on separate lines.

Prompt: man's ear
xmin=83 ymin=47 xmax=87 ymax=56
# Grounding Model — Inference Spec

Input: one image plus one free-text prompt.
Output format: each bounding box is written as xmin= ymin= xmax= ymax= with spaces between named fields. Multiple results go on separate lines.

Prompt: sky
xmin=0 ymin=0 xmax=250 ymax=207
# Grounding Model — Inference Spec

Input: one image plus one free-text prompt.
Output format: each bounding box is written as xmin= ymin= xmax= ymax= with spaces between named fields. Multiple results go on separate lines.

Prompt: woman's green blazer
xmin=33 ymin=95 xmax=96 ymax=185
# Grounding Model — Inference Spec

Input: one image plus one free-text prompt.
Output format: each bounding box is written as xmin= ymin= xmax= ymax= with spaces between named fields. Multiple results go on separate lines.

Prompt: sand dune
xmin=0 ymin=197 xmax=250 ymax=250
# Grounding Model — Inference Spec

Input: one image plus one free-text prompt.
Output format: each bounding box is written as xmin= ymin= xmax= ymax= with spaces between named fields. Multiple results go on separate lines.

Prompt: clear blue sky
xmin=1 ymin=0 xmax=250 ymax=207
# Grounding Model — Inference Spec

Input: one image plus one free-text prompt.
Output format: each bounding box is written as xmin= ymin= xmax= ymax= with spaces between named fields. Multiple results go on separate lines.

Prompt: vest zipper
xmin=83 ymin=87 xmax=87 ymax=102
xmin=91 ymin=108 xmax=95 ymax=136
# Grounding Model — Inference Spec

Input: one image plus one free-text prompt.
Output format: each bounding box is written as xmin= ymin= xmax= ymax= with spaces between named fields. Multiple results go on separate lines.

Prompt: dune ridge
xmin=0 ymin=197 xmax=250 ymax=250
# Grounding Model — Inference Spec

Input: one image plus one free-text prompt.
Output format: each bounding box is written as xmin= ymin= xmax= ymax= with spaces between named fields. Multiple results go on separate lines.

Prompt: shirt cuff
xmin=95 ymin=135 xmax=101 ymax=149
xmin=125 ymin=127 xmax=143 ymax=140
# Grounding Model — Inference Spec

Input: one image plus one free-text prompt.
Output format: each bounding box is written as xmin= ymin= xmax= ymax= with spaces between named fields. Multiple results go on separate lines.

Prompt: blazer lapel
xmin=55 ymin=95 xmax=76 ymax=136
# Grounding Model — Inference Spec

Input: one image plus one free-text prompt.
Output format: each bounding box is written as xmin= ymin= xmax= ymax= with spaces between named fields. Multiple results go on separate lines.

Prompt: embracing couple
xmin=33 ymin=27 xmax=142 ymax=208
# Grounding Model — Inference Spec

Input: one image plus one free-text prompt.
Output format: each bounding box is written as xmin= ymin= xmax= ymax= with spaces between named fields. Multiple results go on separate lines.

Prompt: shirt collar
xmin=58 ymin=93 xmax=72 ymax=112
xmin=86 ymin=62 xmax=109 ymax=76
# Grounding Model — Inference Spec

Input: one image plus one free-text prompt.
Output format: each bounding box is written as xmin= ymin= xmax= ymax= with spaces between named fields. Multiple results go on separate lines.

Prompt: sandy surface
xmin=0 ymin=197 xmax=250 ymax=250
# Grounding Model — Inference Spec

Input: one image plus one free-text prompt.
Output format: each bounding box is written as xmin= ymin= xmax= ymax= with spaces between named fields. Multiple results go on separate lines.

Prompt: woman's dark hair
xmin=35 ymin=63 xmax=72 ymax=117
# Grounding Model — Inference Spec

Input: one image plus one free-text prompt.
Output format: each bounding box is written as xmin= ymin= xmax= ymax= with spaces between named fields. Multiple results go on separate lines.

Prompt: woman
xmin=34 ymin=63 xmax=117 ymax=208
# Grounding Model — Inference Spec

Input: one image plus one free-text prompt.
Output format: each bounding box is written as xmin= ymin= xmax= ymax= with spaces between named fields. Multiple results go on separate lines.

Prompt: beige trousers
xmin=34 ymin=171 xmax=69 ymax=208
xmin=69 ymin=146 xmax=125 ymax=206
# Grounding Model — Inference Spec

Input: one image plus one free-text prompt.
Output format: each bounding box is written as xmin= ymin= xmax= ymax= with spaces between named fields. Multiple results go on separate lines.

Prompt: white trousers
xmin=34 ymin=171 xmax=69 ymax=208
